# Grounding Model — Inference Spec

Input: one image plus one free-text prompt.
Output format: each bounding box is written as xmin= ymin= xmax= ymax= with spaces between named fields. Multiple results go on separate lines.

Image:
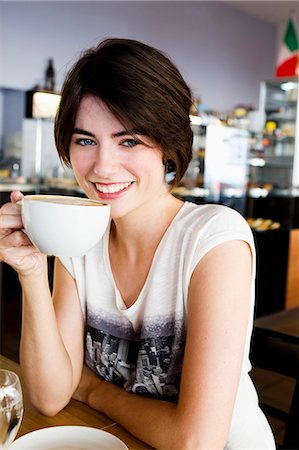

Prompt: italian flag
xmin=275 ymin=17 xmax=299 ymax=77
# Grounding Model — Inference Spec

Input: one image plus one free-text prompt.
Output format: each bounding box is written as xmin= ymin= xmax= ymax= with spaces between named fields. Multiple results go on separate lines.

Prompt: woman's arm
xmin=73 ymin=240 xmax=252 ymax=449
xmin=0 ymin=191 xmax=84 ymax=415
xmin=20 ymin=258 xmax=84 ymax=416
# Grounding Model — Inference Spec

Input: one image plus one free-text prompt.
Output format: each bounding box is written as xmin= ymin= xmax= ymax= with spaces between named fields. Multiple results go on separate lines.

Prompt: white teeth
xmin=95 ymin=182 xmax=132 ymax=194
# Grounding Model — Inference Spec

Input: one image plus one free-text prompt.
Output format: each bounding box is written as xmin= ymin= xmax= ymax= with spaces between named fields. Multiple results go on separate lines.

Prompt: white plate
xmin=9 ymin=425 xmax=128 ymax=450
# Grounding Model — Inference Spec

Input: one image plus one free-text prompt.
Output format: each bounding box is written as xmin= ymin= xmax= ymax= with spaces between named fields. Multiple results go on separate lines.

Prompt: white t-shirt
xmin=60 ymin=202 xmax=275 ymax=449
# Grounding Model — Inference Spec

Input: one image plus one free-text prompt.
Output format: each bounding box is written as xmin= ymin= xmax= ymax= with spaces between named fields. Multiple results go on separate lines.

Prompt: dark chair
xmin=250 ymin=325 xmax=299 ymax=450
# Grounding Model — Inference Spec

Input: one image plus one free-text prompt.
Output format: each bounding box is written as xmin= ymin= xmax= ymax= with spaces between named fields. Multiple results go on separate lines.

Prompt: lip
xmin=92 ymin=181 xmax=133 ymax=200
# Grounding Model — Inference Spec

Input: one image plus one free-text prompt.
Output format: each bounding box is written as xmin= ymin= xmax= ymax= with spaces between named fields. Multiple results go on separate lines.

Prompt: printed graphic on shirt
xmin=85 ymin=318 xmax=186 ymax=402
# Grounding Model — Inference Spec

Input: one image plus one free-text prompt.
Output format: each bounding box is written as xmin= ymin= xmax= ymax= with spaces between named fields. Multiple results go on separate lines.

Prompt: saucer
xmin=10 ymin=425 xmax=128 ymax=449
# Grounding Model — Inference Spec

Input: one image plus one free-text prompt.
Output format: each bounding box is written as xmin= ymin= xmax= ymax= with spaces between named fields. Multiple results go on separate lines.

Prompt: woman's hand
xmin=0 ymin=190 xmax=47 ymax=277
xmin=72 ymin=365 xmax=104 ymax=405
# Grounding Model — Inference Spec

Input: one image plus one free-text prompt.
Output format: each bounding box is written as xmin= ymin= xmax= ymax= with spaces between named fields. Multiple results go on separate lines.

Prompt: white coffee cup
xmin=20 ymin=195 xmax=110 ymax=257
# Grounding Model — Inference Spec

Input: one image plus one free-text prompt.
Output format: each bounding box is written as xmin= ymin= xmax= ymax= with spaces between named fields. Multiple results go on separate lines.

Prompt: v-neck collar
xmin=103 ymin=202 xmax=189 ymax=313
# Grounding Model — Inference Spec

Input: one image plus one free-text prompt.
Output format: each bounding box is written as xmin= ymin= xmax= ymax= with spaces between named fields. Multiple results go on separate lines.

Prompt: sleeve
xmin=185 ymin=205 xmax=256 ymax=282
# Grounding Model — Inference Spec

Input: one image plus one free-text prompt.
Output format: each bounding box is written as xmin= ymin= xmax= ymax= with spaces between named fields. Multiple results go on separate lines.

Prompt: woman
xmin=0 ymin=38 xmax=275 ymax=449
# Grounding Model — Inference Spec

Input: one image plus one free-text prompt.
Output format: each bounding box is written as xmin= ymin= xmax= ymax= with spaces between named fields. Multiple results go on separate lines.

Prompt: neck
xmin=110 ymin=193 xmax=183 ymax=258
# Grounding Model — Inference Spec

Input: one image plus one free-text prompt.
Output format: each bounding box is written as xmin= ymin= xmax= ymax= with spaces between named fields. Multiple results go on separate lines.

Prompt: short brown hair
xmin=55 ymin=38 xmax=193 ymax=186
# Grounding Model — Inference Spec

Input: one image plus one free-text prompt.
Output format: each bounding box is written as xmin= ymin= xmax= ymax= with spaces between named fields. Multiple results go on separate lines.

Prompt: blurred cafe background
xmin=0 ymin=2 xmax=298 ymax=444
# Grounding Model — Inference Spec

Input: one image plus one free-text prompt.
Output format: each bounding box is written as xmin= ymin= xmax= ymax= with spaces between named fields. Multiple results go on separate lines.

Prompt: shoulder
xmin=178 ymin=202 xmax=252 ymax=239
xmin=173 ymin=203 xmax=255 ymax=276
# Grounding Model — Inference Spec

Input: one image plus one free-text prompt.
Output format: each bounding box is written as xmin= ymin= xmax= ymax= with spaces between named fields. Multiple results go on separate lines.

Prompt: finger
xmin=0 ymin=201 xmax=23 ymax=215
xmin=10 ymin=190 xmax=24 ymax=204
xmin=0 ymin=230 xmax=32 ymax=250
xmin=0 ymin=202 xmax=24 ymax=237
xmin=0 ymin=244 xmax=41 ymax=265
xmin=0 ymin=213 xmax=23 ymax=230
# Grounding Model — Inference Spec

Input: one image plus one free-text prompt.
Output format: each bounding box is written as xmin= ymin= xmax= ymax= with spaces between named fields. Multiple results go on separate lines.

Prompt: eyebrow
xmin=72 ymin=128 xmax=145 ymax=138
xmin=72 ymin=128 xmax=95 ymax=137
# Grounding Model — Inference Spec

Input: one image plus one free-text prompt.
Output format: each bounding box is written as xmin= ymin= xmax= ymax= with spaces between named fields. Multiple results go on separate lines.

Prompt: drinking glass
xmin=0 ymin=370 xmax=23 ymax=448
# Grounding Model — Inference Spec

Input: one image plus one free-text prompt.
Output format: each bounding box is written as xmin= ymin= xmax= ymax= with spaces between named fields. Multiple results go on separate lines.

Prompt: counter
xmin=0 ymin=180 xmax=84 ymax=195
xmin=173 ymin=186 xmax=299 ymax=229
xmin=0 ymin=183 xmax=37 ymax=193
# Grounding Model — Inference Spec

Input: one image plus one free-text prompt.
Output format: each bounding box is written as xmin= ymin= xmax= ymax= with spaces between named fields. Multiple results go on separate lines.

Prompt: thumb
xmin=10 ymin=190 xmax=24 ymax=204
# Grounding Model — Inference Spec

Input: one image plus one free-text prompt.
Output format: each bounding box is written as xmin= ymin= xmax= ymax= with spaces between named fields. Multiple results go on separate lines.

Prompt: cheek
xmin=129 ymin=149 xmax=164 ymax=175
xmin=70 ymin=150 xmax=90 ymax=176
xmin=148 ymin=153 xmax=165 ymax=180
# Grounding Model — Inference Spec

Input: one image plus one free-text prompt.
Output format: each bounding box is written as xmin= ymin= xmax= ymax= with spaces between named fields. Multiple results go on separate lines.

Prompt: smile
xmin=95 ymin=182 xmax=132 ymax=194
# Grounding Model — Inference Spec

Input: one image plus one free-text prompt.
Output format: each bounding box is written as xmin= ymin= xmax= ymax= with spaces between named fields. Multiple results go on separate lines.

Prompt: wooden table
xmin=0 ymin=355 xmax=151 ymax=449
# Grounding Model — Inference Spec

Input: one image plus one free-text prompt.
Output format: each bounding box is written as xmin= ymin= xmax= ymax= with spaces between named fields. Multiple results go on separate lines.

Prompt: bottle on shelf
xmin=44 ymin=58 xmax=55 ymax=92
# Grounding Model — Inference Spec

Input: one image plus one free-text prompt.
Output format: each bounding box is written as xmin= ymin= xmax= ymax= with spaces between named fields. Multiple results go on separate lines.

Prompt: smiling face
xmin=69 ymin=95 xmax=168 ymax=219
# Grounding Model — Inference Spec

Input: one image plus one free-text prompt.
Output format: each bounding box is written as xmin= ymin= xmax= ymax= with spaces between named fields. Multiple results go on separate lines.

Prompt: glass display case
xmin=247 ymin=78 xmax=298 ymax=228
xmin=248 ymin=78 xmax=297 ymax=191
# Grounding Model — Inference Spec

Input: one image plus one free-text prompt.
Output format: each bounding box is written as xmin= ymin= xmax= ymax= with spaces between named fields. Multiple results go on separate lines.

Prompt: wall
xmin=0 ymin=1 xmax=3 ymax=153
xmin=1 ymin=89 xmax=24 ymax=158
xmin=0 ymin=1 xmax=277 ymax=111
xmin=0 ymin=1 xmax=3 ymax=85
xmin=0 ymin=90 xmax=3 ymax=158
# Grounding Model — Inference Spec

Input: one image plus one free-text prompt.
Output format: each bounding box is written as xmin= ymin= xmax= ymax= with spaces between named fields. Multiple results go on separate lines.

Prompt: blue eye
xmin=122 ymin=139 xmax=140 ymax=148
xmin=77 ymin=138 xmax=96 ymax=146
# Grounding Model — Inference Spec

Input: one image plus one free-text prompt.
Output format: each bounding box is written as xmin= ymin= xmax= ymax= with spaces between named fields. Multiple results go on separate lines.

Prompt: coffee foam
xmin=27 ymin=196 xmax=103 ymax=206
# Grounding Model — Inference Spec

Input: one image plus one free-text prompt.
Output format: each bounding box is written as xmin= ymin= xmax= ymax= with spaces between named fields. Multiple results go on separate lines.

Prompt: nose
xmin=91 ymin=144 xmax=119 ymax=179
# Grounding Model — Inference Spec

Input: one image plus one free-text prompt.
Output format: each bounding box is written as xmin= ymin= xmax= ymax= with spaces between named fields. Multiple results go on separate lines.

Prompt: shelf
xmin=267 ymin=114 xmax=296 ymax=122
xmin=265 ymin=99 xmax=297 ymax=108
